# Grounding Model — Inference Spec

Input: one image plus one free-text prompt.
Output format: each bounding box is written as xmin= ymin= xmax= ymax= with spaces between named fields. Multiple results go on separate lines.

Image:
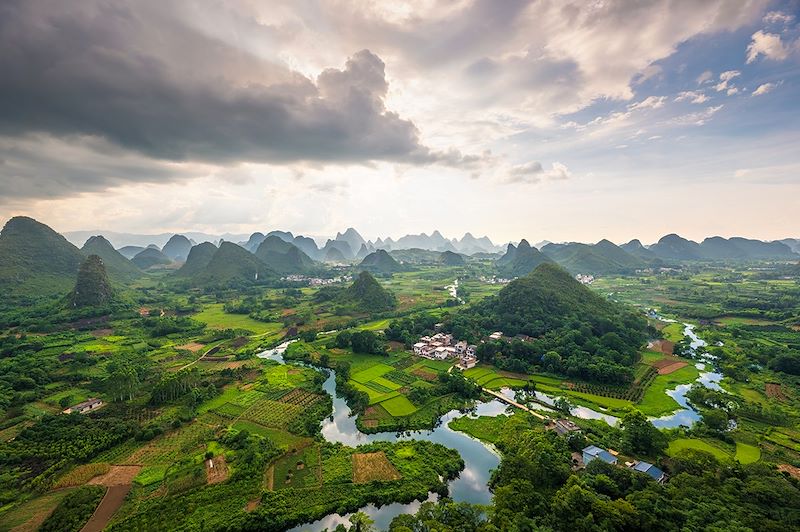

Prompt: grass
xmin=734 ymin=442 xmax=761 ymax=464
xmin=0 ymin=489 xmax=76 ymax=531
xmin=449 ymin=414 xmax=516 ymax=444
xmin=193 ymin=304 xmax=283 ymax=335
xmin=636 ymin=364 xmax=700 ymax=416
xmin=273 ymin=445 xmax=321 ymax=490
xmin=379 ymin=395 xmax=418 ymax=416
xmin=667 ymin=438 xmax=730 ymax=461
xmin=230 ymin=421 xmax=310 ymax=450
xmin=661 ymin=322 xmax=685 ymax=343
xmin=351 ymin=363 xmax=394 ymax=384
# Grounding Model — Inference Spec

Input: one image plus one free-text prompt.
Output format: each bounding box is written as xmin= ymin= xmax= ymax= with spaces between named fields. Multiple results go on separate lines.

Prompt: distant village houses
xmin=575 ymin=274 xmax=594 ymax=285
xmin=62 ymin=398 xmax=103 ymax=415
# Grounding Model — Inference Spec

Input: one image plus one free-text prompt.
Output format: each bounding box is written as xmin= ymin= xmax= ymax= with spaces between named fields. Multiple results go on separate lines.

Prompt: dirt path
xmin=178 ymin=344 xmax=222 ymax=371
xmin=80 ymin=485 xmax=131 ymax=532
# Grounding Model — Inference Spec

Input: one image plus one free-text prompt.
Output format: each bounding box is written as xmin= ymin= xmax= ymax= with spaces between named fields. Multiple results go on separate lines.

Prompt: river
xmin=258 ymin=342 xmax=506 ymax=531
xmin=260 ymin=319 xmax=722 ymax=529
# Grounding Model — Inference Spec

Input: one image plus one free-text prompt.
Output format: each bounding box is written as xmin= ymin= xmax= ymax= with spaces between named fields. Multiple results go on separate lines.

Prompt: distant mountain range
xmin=4 ymin=216 xmax=798 ymax=297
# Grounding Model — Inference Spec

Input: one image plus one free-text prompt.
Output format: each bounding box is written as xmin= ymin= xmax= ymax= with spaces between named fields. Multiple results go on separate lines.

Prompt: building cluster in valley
xmin=413 ymin=332 xmax=478 ymax=369
xmin=575 ymin=273 xmax=595 ymax=285
xmin=281 ymin=274 xmax=352 ymax=285
xmin=479 ymin=275 xmax=513 ymax=284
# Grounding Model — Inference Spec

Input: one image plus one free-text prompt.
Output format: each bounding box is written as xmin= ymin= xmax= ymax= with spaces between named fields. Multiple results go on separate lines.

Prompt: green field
xmin=667 ymin=438 xmax=730 ymax=461
xmin=380 ymin=395 xmax=418 ymax=416
xmin=193 ymin=304 xmax=284 ymax=335
xmin=351 ymin=363 xmax=394 ymax=384
xmin=636 ymin=364 xmax=700 ymax=416
xmin=734 ymin=442 xmax=761 ymax=464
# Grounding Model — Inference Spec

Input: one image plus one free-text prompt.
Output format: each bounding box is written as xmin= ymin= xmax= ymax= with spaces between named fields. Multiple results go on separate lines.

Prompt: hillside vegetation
xmin=450 ymin=263 xmax=648 ymax=384
xmin=0 ymin=216 xmax=85 ymax=297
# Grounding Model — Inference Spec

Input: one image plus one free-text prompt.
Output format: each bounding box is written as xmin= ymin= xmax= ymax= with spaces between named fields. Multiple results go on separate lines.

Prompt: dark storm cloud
xmin=0 ymin=0 xmax=461 ymax=174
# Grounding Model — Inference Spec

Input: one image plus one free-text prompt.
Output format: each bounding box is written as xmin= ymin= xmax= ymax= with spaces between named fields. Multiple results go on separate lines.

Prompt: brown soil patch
xmin=287 ymin=368 xmax=301 ymax=375
xmin=411 ymin=368 xmax=438 ymax=381
xmin=176 ymin=342 xmax=205 ymax=352
xmin=245 ymin=499 xmax=260 ymax=512
xmin=352 ymin=452 xmax=402 ymax=484
xmin=138 ymin=307 xmax=150 ymax=317
xmin=264 ymin=465 xmax=274 ymax=491
xmin=363 ymin=419 xmax=378 ymax=428
xmin=80 ymin=485 xmax=128 ymax=532
xmin=778 ymin=464 xmax=800 ymax=479
xmin=766 ymin=383 xmax=786 ymax=400
xmin=88 ymin=465 xmax=142 ymax=487
xmin=91 ymin=328 xmax=113 ymax=337
xmin=657 ymin=361 xmax=688 ymax=375
xmin=229 ymin=336 xmax=249 ymax=348
xmin=648 ymin=339 xmax=675 ymax=355
xmin=205 ymin=455 xmax=229 ymax=485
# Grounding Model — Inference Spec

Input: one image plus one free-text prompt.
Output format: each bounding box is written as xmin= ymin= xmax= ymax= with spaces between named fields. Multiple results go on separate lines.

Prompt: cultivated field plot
xmin=273 ymin=445 xmax=321 ymax=490
xmin=463 ymin=366 xmax=527 ymax=389
xmin=766 ymin=382 xmax=786 ymax=400
xmin=379 ymin=395 xmax=418 ymax=416
xmin=123 ymin=422 xmax=214 ymax=466
xmin=193 ymin=304 xmax=283 ymax=335
xmin=240 ymin=399 xmax=303 ymax=429
xmin=352 ymin=452 xmax=402 ymax=484
xmin=279 ymin=388 xmax=324 ymax=407
xmin=351 ymin=364 xmax=394 ymax=384
xmin=52 ymin=462 xmax=110 ymax=488
xmin=0 ymin=488 xmax=76 ymax=532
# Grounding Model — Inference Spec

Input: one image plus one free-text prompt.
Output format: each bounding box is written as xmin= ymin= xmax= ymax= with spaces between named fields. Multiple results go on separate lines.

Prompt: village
xmin=412 ymin=332 xmax=478 ymax=369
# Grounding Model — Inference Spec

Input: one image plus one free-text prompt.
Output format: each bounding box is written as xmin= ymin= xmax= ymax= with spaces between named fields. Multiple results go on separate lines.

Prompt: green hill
xmin=340 ymin=271 xmax=397 ymax=312
xmin=191 ymin=242 xmax=275 ymax=286
xmin=324 ymin=246 xmax=347 ymax=263
xmin=542 ymin=239 xmax=646 ymax=274
xmin=358 ymin=249 xmax=404 ymax=273
xmin=131 ymin=248 xmax=172 ymax=270
xmin=81 ymin=235 xmax=142 ymax=282
xmin=0 ymin=216 xmax=86 ymax=296
xmin=496 ymin=239 xmax=552 ymax=277
xmin=175 ymin=242 xmax=218 ymax=277
xmin=440 ymin=250 xmax=466 ymax=266
xmin=450 ymin=263 xmax=647 ymax=385
xmin=254 ymin=236 xmax=316 ymax=275
xmin=70 ymin=255 xmax=113 ymax=307
xmin=161 ymin=234 xmax=193 ymax=261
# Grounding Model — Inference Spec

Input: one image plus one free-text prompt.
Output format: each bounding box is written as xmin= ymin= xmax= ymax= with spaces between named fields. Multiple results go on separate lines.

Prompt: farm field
xmin=193 ymin=304 xmax=283 ymax=335
xmin=667 ymin=438 xmax=731 ymax=461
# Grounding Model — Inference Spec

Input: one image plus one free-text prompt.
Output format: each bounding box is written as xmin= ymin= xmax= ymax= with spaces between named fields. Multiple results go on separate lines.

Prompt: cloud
xmin=628 ymin=96 xmax=666 ymax=111
xmin=675 ymin=91 xmax=709 ymax=104
xmin=752 ymin=82 xmax=778 ymax=96
xmin=668 ymin=105 xmax=724 ymax=126
xmin=0 ymin=1 xmax=472 ymax=173
xmin=696 ymin=70 xmax=714 ymax=84
xmin=505 ymin=161 xmax=571 ymax=184
xmin=746 ymin=30 xmax=791 ymax=63
xmin=763 ymin=11 xmax=795 ymax=25
xmin=714 ymin=70 xmax=741 ymax=93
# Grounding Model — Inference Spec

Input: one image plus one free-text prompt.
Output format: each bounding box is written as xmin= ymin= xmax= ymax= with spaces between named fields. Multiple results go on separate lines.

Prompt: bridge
xmin=482 ymin=387 xmax=549 ymax=421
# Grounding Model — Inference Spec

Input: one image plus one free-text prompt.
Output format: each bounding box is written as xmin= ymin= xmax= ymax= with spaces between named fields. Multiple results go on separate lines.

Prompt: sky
xmin=1 ymin=0 xmax=799 ymax=245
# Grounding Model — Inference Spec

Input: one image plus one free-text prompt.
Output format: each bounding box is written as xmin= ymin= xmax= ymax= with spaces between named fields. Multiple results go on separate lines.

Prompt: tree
xmin=348 ymin=512 xmax=375 ymax=532
xmin=702 ymin=409 xmax=729 ymax=432
xmin=619 ymin=409 xmax=666 ymax=455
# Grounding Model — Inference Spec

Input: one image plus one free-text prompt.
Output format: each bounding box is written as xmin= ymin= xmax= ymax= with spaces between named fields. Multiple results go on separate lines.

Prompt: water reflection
xmin=259 ymin=346 xmax=504 ymax=531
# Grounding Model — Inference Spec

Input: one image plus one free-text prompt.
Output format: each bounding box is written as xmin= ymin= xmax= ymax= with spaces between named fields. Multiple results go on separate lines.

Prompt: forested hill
xmin=0 ymin=216 xmax=85 ymax=297
xmin=449 ymin=262 xmax=648 ymax=384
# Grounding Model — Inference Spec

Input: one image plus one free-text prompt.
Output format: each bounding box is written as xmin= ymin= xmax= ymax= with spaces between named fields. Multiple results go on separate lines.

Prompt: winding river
xmin=259 ymin=320 xmax=723 ymax=529
xmin=258 ymin=342 xmax=506 ymax=531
